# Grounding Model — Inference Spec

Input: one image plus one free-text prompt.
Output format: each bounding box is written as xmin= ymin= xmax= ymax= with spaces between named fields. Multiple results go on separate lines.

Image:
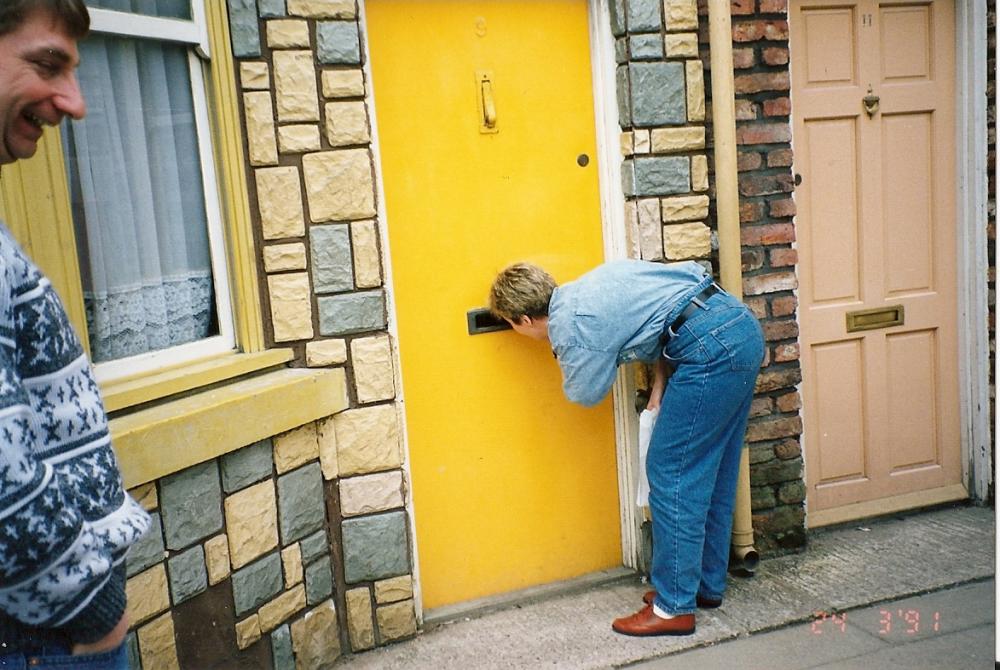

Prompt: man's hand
xmin=71 ymin=614 xmax=128 ymax=656
xmin=646 ymin=356 xmax=670 ymax=411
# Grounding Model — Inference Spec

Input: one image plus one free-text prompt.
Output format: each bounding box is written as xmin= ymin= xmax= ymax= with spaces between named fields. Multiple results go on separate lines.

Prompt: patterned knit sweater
xmin=0 ymin=222 xmax=150 ymax=650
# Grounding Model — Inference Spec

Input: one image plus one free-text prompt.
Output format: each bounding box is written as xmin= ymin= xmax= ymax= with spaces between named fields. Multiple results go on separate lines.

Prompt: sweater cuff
xmin=58 ymin=563 xmax=127 ymax=644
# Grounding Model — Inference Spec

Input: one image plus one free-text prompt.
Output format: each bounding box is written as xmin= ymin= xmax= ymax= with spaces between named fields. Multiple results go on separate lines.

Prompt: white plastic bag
xmin=636 ymin=408 xmax=659 ymax=507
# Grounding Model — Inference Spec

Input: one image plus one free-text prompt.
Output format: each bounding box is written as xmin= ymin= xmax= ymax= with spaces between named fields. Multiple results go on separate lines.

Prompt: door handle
xmin=467 ymin=308 xmax=511 ymax=335
xmin=862 ymin=85 xmax=880 ymax=118
xmin=476 ymin=71 xmax=498 ymax=134
xmin=845 ymin=304 xmax=904 ymax=332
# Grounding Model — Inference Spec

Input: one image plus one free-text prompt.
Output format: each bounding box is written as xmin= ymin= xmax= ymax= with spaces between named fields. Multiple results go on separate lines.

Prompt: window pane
xmin=62 ymin=34 xmax=217 ymax=363
xmin=86 ymin=0 xmax=192 ymax=20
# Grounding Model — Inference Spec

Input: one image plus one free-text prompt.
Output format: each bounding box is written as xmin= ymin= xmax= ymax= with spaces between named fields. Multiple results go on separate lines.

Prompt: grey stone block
xmin=623 ymin=156 xmax=690 ymax=196
xmin=232 ymin=552 xmax=283 ymax=617
xmin=629 ymin=62 xmax=686 ymax=126
xmin=300 ymin=530 xmax=329 ymax=563
xmin=220 ymin=440 xmax=273 ymax=494
xmin=227 ymin=0 xmax=261 ymax=58
xmin=305 ymin=555 xmax=334 ymax=605
xmin=342 ymin=511 xmax=409 ymax=583
xmin=629 ymin=34 xmax=664 ymax=60
xmin=615 ymin=37 xmax=628 ymax=64
xmin=608 ymin=0 xmax=626 ymax=36
xmin=168 ymin=545 xmax=208 ymax=605
xmin=126 ymin=631 xmax=140 ymax=670
xmin=616 ymin=65 xmax=631 ymax=127
xmin=310 ymin=224 xmax=353 ymax=294
xmin=160 ymin=461 xmax=223 ymax=550
xmin=317 ymin=290 xmax=386 ymax=335
xmin=126 ymin=512 xmax=165 ymax=577
xmin=259 ymin=0 xmax=286 ymax=17
xmin=277 ymin=463 xmax=326 ymax=544
xmin=628 ymin=0 xmax=662 ymax=32
xmin=271 ymin=623 xmax=295 ymax=670
xmin=317 ymin=21 xmax=361 ymax=64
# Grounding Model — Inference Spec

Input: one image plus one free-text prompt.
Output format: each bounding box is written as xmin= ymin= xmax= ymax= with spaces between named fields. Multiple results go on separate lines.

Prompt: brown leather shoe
xmin=612 ymin=604 xmax=696 ymax=637
xmin=642 ymin=590 xmax=723 ymax=609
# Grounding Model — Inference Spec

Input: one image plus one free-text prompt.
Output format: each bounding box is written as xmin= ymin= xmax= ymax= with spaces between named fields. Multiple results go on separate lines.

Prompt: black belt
xmin=668 ymin=283 xmax=723 ymax=335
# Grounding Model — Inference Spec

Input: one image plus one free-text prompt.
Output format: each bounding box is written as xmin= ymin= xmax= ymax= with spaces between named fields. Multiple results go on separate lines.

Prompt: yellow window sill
xmin=112 ymin=367 xmax=348 ymax=488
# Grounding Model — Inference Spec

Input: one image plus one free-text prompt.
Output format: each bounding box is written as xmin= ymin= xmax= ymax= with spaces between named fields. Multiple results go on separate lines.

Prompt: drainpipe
xmin=707 ymin=0 xmax=759 ymax=575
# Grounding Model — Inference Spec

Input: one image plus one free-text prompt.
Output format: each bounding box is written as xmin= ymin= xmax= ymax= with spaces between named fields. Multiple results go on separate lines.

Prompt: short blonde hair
xmin=489 ymin=263 xmax=557 ymax=321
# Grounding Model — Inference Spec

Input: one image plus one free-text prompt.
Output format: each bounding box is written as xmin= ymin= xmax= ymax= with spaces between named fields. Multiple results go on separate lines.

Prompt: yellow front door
xmin=790 ymin=0 xmax=965 ymax=525
xmin=366 ymin=0 xmax=622 ymax=610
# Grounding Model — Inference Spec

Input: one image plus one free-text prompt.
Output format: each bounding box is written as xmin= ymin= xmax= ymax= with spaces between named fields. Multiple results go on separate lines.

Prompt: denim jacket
xmin=547 ymin=259 xmax=711 ymax=406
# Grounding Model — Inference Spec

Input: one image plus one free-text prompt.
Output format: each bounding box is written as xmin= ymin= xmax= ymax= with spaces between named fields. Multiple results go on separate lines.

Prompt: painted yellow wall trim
xmin=112 ymin=367 xmax=348 ymax=488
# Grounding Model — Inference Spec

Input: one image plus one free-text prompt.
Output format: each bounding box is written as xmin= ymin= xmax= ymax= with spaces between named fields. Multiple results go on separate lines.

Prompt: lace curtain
xmin=62 ymin=32 xmax=215 ymax=363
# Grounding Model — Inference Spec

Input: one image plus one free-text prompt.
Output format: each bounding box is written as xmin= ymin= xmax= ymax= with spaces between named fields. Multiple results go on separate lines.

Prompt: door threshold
xmin=806 ymin=483 xmax=969 ymax=528
xmin=422 ymin=566 xmax=636 ymax=628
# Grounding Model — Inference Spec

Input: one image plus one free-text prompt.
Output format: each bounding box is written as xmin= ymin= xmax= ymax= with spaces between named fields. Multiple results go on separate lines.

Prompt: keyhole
xmin=577 ymin=154 xmax=590 ymax=167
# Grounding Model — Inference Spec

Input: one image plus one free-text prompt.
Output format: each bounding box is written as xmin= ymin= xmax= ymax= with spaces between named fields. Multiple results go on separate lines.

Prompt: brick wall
xmin=988 ymin=0 xmax=996 ymax=502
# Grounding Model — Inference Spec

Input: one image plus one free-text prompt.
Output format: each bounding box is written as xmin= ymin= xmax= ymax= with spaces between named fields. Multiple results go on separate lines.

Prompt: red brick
xmin=736 ymin=122 xmax=792 ymax=144
xmin=769 ymin=198 xmax=797 ymax=217
xmin=742 ymin=249 xmax=765 ymax=272
xmin=750 ymin=396 xmax=774 ymax=418
xmin=735 ymin=71 xmax=791 ymax=94
xmin=738 ymin=173 xmax=795 ymax=197
xmin=743 ymin=271 xmax=798 ymax=296
xmin=746 ymin=297 xmax=768 ymax=319
xmin=746 ymin=415 xmax=803 ymax=442
xmin=773 ymin=342 xmax=800 ymax=363
xmin=764 ymin=319 xmax=799 ymax=341
xmin=760 ymin=347 xmax=771 ymax=367
xmin=740 ymin=223 xmax=795 ymax=245
xmin=769 ymin=248 xmax=798 ymax=267
xmin=731 ymin=0 xmax=756 ymax=15
xmin=738 ymin=151 xmax=763 ymax=171
xmin=774 ymin=438 xmax=801 ymax=459
xmin=762 ymin=47 xmax=790 ymax=66
xmin=735 ymin=99 xmax=759 ymax=121
xmin=763 ymin=97 xmax=791 ymax=117
xmin=770 ymin=295 xmax=797 ymax=317
xmin=776 ymin=390 xmax=802 ymax=412
xmin=732 ymin=21 xmax=764 ymax=42
xmin=763 ymin=20 xmax=789 ymax=40
xmin=760 ymin=0 xmax=787 ymax=12
xmin=740 ymin=201 xmax=765 ymax=223
xmin=732 ymin=47 xmax=757 ymax=69
xmin=767 ymin=148 xmax=794 ymax=167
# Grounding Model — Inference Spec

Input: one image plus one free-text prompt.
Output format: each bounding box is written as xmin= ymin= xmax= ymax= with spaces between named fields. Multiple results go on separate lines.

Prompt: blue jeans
xmin=0 ymin=641 xmax=128 ymax=670
xmin=649 ymin=289 xmax=764 ymax=615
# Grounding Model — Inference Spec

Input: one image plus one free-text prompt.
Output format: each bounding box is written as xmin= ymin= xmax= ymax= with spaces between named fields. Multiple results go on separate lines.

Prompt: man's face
xmin=0 ymin=10 xmax=85 ymax=166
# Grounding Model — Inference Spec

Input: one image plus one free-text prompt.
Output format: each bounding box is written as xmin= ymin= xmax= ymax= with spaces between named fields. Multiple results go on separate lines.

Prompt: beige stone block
xmin=291 ymin=600 xmax=341 ymax=669
xmin=637 ymin=198 xmax=663 ymax=261
xmin=289 ymin=0 xmax=356 ymax=18
xmin=623 ymin=200 xmax=640 ymax=260
xmin=225 ymin=480 xmax=279 ymax=569
xmin=661 ymin=194 xmax=710 ymax=222
xmin=306 ymin=339 xmax=348 ymax=367
xmin=650 ymin=127 xmax=705 ymax=153
xmin=339 ymin=470 xmax=404 ymax=517
xmin=334 ymin=404 xmax=401 ymax=476
xmin=138 ymin=613 xmax=180 ymax=670
xmin=259 ymin=584 xmax=307 ymax=633
xmin=278 ymin=124 xmax=321 ymax=153
xmin=324 ymin=101 xmax=369 ymax=147
xmin=686 ymin=59 xmax=706 ymax=122
xmin=244 ymin=91 xmax=278 ymax=166
xmin=317 ymin=415 xmax=339 ymax=480
xmin=663 ymin=222 xmax=712 ymax=260
xmin=129 ymin=482 xmax=158 ymax=511
xmin=126 ymin=564 xmax=170 ymax=626
xmin=619 ymin=131 xmax=633 ymax=157
xmin=263 ymin=243 xmax=308 ymax=272
xmin=350 ymin=334 xmax=394 ymax=403
xmin=322 ymin=69 xmax=365 ymax=99
xmin=665 ymin=0 xmax=698 ymax=30
xmin=204 ymin=534 xmax=231 ymax=586
xmin=268 ymin=273 xmax=314 ymax=342
xmin=374 ymin=575 xmax=413 ymax=604
xmin=665 ymin=32 xmax=699 ymax=57
xmin=282 ymin=543 xmax=304 ymax=587
xmin=267 ymin=19 xmax=310 ymax=48
xmin=376 ymin=600 xmax=417 ymax=641
xmin=235 ymin=614 xmax=262 ymax=650
xmin=350 ymin=220 xmax=381 ymax=288
xmin=274 ymin=422 xmax=320 ymax=474
xmin=274 ymin=50 xmax=320 ymax=122
xmin=302 ymin=149 xmax=376 ymax=222
xmin=240 ymin=62 xmax=270 ymax=90
xmin=346 ymin=588 xmax=375 ymax=650
xmin=255 ymin=166 xmax=305 ymax=240
xmin=634 ymin=128 xmax=651 ymax=154
xmin=691 ymin=155 xmax=709 ymax=192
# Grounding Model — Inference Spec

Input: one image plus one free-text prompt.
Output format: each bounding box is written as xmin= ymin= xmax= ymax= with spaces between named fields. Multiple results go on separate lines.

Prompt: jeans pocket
xmin=709 ymin=310 xmax=763 ymax=371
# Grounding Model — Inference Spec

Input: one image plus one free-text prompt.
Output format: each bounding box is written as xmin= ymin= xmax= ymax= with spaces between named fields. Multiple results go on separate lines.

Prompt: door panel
xmin=366 ymin=0 xmax=621 ymax=610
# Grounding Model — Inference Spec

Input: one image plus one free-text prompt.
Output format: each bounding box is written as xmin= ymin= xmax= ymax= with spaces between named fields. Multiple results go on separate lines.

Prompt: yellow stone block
xmin=339 ymin=470 xmax=404 ymax=517
xmin=665 ymin=0 xmax=698 ymax=31
xmin=650 ymin=127 xmax=705 ymax=153
xmin=259 ymin=584 xmax=307 ymax=633
xmin=288 ymin=0 xmax=356 ymax=18
xmin=346 ymin=588 xmax=375 ymax=651
xmin=263 ymin=243 xmax=308 ymax=272
xmin=278 ymin=124 xmax=321 ymax=154
xmin=274 ymin=50 xmax=320 ymax=122
xmin=663 ymin=222 xmax=712 ymax=260
xmin=126 ymin=564 xmax=170 ymax=627
xmin=322 ymin=69 xmax=365 ymax=98
xmin=324 ymin=101 xmax=370 ymax=147
xmin=204 ymin=534 xmax=231 ymax=586
xmin=661 ymin=194 xmax=710 ymax=222
xmin=267 ymin=19 xmax=310 ymax=48
xmin=138 ymin=613 xmax=180 ymax=670
xmin=686 ymin=60 xmax=706 ymax=122
xmin=235 ymin=614 xmax=262 ymax=650
xmin=224 ymin=480 xmax=279 ymax=569
xmin=350 ymin=220 xmax=382 ymax=289
xmin=255 ymin=166 xmax=305 ymax=240
xmin=273 ymin=422 xmax=320 ymax=474
xmin=129 ymin=482 xmax=158 ymax=511
xmin=376 ymin=600 xmax=417 ymax=641
xmin=374 ymin=575 xmax=413 ymax=604
xmin=334 ymin=404 xmax=402 ymax=476
xmin=317 ymin=415 xmax=339 ymax=480
xmin=291 ymin=601 xmax=341 ymax=668
xmin=302 ymin=149 xmax=376 ymax=222
xmin=350 ymin=334 xmax=394 ymax=403
xmin=637 ymin=198 xmax=663 ymax=261
xmin=691 ymin=155 xmax=709 ymax=192
xmin=240 ymin=62 xmax=270 ymax=90
xmin=634 ymin=128 xmax=651 ymax=154
xmin=268 ymin=273 xmax=314 ymax=342
xmin=306 ymin=339 xmax=348 ymax=367
xmin=665 ymin=32 xmax=699 ymax=58
xmin=243 ymin=92 xmax=278 ymax=166
xmin=619 ymin=131 xmax=633 ymax=157
xmin=282 ymin=543 xmax=304 ymax=587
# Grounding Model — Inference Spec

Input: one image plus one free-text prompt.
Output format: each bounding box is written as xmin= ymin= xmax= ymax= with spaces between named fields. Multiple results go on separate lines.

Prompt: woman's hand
xmin=646 ymin=356 xmax=669 ymax=411
xmin=72 ymin=614 xmax=128 ymax=656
